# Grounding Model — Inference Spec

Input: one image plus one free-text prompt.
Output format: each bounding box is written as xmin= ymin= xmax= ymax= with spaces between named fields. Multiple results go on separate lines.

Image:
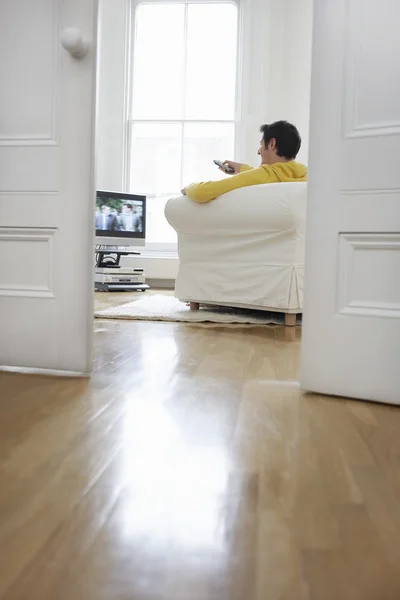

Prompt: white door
xmin=0 ymin=0 xmax=97 ymax=374
xmin=301 ymin=0 xmax=400 ymax=404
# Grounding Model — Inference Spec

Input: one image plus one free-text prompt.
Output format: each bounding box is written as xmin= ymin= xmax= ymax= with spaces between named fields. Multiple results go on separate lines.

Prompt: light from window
xmin=129 ymin=2 xmax=238 ymax=244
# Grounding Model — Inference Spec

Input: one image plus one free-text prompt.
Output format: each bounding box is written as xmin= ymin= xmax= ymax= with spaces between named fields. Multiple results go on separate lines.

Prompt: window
xmin=128 ymin=1 xmax=238 ymax=246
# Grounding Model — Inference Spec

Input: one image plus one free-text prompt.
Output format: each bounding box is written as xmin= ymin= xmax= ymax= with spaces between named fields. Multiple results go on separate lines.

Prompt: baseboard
xmin=0 ymin=365 xmax=90 ymax=378
xmin=147 ymin=279 xmax=175 ymax=290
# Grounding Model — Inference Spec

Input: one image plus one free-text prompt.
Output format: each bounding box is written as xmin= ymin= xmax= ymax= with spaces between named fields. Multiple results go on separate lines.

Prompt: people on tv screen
xmin=95 ymin=201 xmax=143 ymax=233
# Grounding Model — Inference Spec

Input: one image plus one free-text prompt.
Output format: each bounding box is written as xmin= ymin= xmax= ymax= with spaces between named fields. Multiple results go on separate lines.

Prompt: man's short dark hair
xmin=260 ymin=120 xmax=301 ymax=159
xmin=125 ymin=203 xmax=133 ymax=210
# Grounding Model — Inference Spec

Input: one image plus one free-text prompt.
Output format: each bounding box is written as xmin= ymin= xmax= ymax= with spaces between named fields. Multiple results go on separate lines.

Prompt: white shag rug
xmin=95 ymin=294 xmax=299 ymax=326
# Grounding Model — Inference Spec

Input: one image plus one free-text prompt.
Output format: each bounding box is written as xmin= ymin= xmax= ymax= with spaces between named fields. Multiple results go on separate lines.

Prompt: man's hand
xmin=221 ymin=160 xmax=244 ymax=175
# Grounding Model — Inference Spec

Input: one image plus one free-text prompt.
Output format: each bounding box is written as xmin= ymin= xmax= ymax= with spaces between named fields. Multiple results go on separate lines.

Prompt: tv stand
xmin=95 ymin=245 xmax=149 ymax=292
xmin=95 ymin=245 xmax=141 ymax=268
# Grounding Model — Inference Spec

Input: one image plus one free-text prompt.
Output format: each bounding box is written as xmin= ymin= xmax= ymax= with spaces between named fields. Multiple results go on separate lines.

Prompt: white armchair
xmin=165 ymin=182 xmax=307 ymax=325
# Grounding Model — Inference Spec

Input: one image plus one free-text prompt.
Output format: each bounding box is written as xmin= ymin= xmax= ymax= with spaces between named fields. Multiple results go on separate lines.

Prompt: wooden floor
xmin=1 ymin=291 xmax=400 ymax=599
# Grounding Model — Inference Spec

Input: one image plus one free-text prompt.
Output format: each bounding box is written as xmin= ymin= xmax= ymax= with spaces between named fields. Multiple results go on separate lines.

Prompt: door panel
xmin=0 ymin=0 xmax=97 ymax=373
xmin=301 ymin=0 xmax=400 ymax=403
xmin=0 ymin=0 xmax=58 ymax=140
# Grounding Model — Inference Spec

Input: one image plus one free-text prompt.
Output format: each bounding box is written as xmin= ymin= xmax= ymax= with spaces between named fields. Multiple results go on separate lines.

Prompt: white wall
xmin=96 ymin=0 xmax=314 ymax=192
xmin=237 ymin=0 xmax=271 ymax=165
xmin=267 ymin=0 xmax=314 ymax=164
xmin=283 ymin=0 xmax=313 ymax=164
xmin=96 ymin=0 xmax=129 ymax=191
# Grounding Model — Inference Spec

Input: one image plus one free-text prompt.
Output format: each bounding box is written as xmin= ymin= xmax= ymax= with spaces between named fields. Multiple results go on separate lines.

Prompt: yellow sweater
xmin=185 ymin=161 xmax=307 ymax=203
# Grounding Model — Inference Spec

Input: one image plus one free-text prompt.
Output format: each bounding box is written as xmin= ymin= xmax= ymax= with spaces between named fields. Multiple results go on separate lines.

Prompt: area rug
xmin=95 ymin=294 xmax=301 ymax=326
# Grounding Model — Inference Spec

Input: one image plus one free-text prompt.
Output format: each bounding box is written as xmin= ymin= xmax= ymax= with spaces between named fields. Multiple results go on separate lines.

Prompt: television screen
xmin=95 ymin=191 xmax=146 ymax=240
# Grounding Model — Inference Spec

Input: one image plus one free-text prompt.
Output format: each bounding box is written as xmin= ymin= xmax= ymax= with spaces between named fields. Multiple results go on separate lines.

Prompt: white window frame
xmin=125 ymin=0 xmax=242 ymax=253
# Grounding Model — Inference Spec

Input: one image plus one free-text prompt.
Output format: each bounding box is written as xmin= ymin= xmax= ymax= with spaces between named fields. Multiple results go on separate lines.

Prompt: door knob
xmin=61 ymin=27 xmax=88 ymax=59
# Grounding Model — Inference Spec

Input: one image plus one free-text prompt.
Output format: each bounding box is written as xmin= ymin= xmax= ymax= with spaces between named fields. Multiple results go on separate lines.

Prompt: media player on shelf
xmin=94 ymin=190 xmax=149 ymax=292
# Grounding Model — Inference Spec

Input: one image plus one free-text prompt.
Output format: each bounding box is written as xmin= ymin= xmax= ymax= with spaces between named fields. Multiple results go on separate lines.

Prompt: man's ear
xmin=269 ymin=138 xmax=277 ymax=151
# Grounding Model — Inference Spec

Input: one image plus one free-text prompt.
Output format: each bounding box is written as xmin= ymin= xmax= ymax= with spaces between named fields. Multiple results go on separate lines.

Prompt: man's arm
xmin=184 ymin=165 xmax=274 ymax=204
xmin=238 ymin=164 xmax=254 ymax=173
xmin=219 ymin=160 xmax=253 ymax=174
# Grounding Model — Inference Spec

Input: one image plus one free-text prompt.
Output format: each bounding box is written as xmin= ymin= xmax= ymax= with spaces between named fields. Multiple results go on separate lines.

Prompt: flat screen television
xmin=95 ymin=190 xmax=146 ymax=247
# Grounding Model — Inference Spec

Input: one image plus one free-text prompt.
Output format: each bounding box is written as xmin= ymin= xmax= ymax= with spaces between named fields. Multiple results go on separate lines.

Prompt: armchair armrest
xmin=165 ymin=183 xmax=306 ymax=237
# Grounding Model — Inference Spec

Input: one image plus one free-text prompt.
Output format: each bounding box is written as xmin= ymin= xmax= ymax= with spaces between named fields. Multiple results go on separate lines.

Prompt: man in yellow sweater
xmin=182 ymin=120 xmax=307 ymax=203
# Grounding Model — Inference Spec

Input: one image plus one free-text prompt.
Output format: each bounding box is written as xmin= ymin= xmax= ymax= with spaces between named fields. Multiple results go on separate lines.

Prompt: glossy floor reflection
xmin=1 ymin=303 xmax=400 ymax=599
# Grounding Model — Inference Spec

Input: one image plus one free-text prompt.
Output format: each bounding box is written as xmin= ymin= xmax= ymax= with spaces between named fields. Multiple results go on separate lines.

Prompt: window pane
xmin=130 ymin=123 xmax=182 ymax=196
xmin=132 ymin=4 xmax=185 ymax=119
xmin=146 ymin=195 xmax=177 ymax=244
xmin=182 ymin=122 xmax=235 ymax=186
xmin=185 ymin=3 xmax=238 ymax=120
